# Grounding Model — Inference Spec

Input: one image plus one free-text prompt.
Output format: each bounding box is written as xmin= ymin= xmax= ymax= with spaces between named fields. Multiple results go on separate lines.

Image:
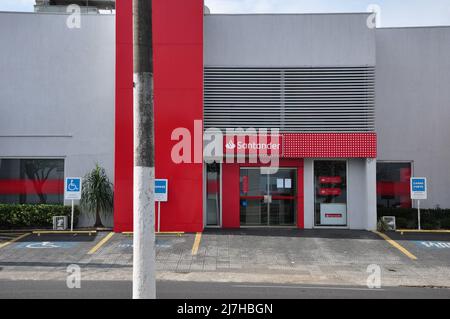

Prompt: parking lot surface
xmin=0 ymin=229 xmax=449 ymax=288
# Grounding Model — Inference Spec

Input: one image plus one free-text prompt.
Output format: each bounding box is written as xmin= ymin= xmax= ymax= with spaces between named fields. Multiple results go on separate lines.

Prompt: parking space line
xmin=397 ymin=229 xmax=450 ymax=234
xmin=88 ymin=232 xmax=114 ymax=255
xmin=373 ymin=231 xmax=417 ymax=260
xmin=191 ymin=232 xmax=202 ymax=255
xmin=233 ymin=285 xmax=386 ymax=292
xmin=0 ymin=233 xmax=31 ymax=249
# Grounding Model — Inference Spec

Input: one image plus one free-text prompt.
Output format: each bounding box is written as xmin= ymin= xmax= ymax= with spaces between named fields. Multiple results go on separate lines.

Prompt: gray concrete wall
xmin=376 ymin=27 xmax=450 ymax=209
xmin=204 ymin=13 xmax=375 ymax=67
xmin=0 ymin=12 xmax=115 ymax=227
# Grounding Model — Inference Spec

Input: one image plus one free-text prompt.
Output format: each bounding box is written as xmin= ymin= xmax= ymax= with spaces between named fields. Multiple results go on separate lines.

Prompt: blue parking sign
xmin=410 ymin=177 xmax=427 ymax=200
xmin=65 ymin=177 xmax=82 ymax=200
xmin=155 ymin=179 xmax=168 ymax=202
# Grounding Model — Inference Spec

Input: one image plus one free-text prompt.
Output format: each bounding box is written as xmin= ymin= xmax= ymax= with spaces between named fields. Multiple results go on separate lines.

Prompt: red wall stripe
xmin=0 ymin=180 xmax=63 ymax=194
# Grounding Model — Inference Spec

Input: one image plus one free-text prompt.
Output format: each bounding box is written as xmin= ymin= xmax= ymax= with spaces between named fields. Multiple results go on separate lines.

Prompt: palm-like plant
xmin=81 ymin=164 xmax=114 ymax=228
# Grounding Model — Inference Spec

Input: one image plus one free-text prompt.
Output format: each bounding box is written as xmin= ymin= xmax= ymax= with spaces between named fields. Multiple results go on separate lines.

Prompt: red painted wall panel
xmin=114 ymin=0 xmax=134 ymax=232
xmin=283 ymin=133 xmax=377 ymax=158
xmin=114 ymin=0 xmax=204 ymax=232
xmin=153 ymin=0 xmax=204 ymax=232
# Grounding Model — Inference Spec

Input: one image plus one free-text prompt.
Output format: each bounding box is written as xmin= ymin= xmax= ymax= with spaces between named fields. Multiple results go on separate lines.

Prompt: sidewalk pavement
xmin=0 ymin=229 xmax=449 ymax=288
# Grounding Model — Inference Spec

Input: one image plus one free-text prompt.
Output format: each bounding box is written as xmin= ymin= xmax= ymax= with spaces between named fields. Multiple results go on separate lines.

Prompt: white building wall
xmin=0 ymin=12 xmax=116 ymax=227
xmin=376 ymin=27 xmax=450 ymax=209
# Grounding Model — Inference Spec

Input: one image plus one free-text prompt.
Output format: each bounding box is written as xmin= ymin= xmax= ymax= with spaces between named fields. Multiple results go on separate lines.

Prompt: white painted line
xmin=232 ymin=285 xmax=385 ymax=292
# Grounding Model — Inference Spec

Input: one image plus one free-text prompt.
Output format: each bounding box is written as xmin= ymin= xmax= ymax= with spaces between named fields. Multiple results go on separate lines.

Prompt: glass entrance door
xmin=240 ymin=168 xmax=297 ymax=226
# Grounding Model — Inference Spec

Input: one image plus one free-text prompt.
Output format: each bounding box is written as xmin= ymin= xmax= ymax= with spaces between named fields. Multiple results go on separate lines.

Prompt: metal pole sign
xmin=410 ymin=177 xmax=427 ymax=230
xmin=64 ymin=177 xmax=82 ymax=231
xmin=155 ymin=179 xmax=168 ymax=233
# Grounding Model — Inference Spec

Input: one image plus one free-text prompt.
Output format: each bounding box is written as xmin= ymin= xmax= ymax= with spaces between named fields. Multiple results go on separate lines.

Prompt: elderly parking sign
xmin=155 ymin=179 xmax=168 ymax=202
xmin=411 ymin=177 xmax=427 ymax=230
xmin=411 ymin=177 xmax=427 ymax=200
xmin=65 ymin=177 xmax=82 ymax=200
xmin=155 ymin=179 xmax=168 ymax=233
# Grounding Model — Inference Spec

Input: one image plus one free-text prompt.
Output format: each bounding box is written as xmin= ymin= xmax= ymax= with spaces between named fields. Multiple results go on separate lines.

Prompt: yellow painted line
xmin=33 ymin=230 xmax=97 ymax=236
xmin=397 ymin=229 xmax=450 ymax=234
xmin=122 ymin=231 xmax=184 ymax=237
xmin=0 ymin=233 xmax=30 ymax=249
xmin=373 ymin=231 xmax=417 ymax=260
xmin=88 ymin=232 xmax=114 ymax=255
xmin=191 ymin=232 xmax=202 ymax=255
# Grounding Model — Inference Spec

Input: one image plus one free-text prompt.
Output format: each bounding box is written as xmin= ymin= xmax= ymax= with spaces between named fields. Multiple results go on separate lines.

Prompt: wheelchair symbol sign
xmin=65 ymin=177 xmax=82 ymax=200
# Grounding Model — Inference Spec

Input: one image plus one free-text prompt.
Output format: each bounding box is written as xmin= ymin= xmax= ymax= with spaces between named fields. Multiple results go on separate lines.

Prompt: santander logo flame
xmin=225 ymin=140 xmax=236 ymax=150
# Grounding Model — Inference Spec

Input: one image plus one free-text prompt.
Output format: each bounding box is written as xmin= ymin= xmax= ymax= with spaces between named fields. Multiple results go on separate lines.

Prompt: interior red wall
xmin=222 ymin=163 xmax=240 ymax=228
xmin=114 ymin=0 xmax=204 ymax=232
xmin=222 ymin=160 xmax=305 ymax=229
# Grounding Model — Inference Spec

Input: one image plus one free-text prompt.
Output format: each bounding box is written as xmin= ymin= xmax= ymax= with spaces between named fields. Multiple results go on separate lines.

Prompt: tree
xmin=23 ymin=159 xmax=63 ymax=204
xmin=80 ymin=164 xmax=113 ymax=228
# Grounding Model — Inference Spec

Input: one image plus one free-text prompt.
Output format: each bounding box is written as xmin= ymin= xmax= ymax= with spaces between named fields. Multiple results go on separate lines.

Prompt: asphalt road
xmin=0 ymin=280 xmax=449 ymax=299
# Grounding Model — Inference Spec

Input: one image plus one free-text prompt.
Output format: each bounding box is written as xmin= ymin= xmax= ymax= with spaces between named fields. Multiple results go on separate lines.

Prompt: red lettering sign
xmin=319 ymin=188 xmax=342 ymax=196
xmin=319 ymin=176 xmax=342 ymax=184
xmin=325 ymin=213 xmax=343 ymax=218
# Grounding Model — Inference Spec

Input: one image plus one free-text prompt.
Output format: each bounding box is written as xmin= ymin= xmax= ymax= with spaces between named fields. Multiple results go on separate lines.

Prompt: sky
xmin=1 ymin=0 xmax=449 ymax=27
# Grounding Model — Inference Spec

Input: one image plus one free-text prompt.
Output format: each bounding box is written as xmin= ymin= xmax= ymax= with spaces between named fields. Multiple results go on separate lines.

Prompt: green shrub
xmin=378 ymin=207 xmax=450 ymax=230
xmin=0 ymin=204 xmax=80 ymax=229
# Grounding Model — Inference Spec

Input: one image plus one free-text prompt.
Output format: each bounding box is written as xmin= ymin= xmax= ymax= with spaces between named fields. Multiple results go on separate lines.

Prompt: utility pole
xmin=132 ymin=0 xmax=155 ymax=299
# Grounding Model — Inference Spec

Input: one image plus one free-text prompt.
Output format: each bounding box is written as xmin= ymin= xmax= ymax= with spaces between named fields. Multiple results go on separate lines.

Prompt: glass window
xmin=0 ymin=159 xmax=64 ymax=204
xmin=376 ymin=162 xmax=412 ymax=208
xmin=314 ymin=161 xmax=347 ymax=226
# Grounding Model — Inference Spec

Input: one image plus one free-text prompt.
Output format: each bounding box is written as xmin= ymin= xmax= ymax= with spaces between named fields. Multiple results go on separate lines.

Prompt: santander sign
xmin=224 ymin=135 xmax=282 ymax=157
xmin=225 ymin=139 xmax=280 ymax=151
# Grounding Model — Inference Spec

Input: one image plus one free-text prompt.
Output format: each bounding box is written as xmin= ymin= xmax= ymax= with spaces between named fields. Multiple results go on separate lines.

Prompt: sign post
xmin=154 ymin=179 xmax=168 ymax=233
xmin=410 ymin=177 xmax=427 ymax=230
xmin=64 ymin=177 xmax=82 ymax=231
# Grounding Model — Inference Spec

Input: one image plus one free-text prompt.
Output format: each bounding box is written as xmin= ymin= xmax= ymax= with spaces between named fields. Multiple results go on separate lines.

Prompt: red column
xmin=114 ymin=0 xmax=204 ymax=232
xmin=114 ymin=0 xmax=134 ymax=232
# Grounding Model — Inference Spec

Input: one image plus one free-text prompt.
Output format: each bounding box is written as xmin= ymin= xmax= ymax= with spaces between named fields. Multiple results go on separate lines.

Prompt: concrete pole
xmin=132 ymin=0 xmax=155 ymax=299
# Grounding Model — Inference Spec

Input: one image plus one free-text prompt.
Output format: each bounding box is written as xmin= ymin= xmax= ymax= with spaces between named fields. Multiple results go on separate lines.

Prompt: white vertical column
xmin=366 ymin=158 xmax=377 ymax=230
xmin=303 ymin=159 xmax=314 ymax=229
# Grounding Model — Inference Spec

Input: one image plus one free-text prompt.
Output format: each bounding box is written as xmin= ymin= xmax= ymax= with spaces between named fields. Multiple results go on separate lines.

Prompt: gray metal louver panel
xmin=204 ymin=67 xmax=375 ymax=132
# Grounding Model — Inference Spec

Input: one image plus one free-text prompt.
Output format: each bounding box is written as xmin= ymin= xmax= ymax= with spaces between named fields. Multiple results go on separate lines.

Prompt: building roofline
xmin=378 ymin=25 xmax=450 ymax=30
xmin=0 ymin=10 xmax=114 ymax=16
xmin=206 ymin=12 xmax=370 ymax=16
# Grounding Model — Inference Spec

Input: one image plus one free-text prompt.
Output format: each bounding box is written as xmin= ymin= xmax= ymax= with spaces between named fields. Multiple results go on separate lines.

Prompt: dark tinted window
xmin=376 ymin=162 xmax=412 ymax=208
xmin=0 ymin=159 xmax=64 ymax=204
